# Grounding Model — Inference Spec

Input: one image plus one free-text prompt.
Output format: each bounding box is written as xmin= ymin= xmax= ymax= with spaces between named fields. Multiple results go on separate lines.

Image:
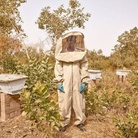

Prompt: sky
xmin=19 ymin=0 xmax=138 ymax=56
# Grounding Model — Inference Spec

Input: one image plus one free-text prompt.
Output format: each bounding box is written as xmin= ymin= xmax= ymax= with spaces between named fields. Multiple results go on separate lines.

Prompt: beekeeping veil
xmin=55 ymin=31 xmax=87 ymax=62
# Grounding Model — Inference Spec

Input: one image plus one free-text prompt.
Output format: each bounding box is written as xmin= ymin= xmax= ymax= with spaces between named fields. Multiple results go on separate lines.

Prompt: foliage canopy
xmin=110 ymin=27 xmax=138 ymax=69
xmin=0 ymin=0 xmax=26 ymax=36
xmin=36 ymin=0 xmax=91 ymax=42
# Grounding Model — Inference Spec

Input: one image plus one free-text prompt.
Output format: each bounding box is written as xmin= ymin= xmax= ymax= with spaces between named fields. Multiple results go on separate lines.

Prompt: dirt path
xmin=62 ymin=113 xmax=118 ymax=138
xmin=0 ymin=112 xmax=119 ymax=138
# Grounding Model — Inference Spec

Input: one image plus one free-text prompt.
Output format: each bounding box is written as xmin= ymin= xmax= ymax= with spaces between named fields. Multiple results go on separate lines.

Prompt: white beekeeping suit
xmin=53 ymin=31 xmax=90 ymax=132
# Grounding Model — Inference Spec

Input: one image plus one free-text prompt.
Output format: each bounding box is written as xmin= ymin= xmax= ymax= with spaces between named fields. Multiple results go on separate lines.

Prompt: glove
xmin=57 ymin=84 xmax=64 ymax=92
xmin=80 ymin=83 xmax=86 ymax=93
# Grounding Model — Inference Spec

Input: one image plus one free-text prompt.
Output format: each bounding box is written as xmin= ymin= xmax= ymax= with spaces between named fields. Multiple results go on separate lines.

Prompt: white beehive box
xmin=88 ymin=70 xmax=102 ymax=80
xmin=0 ymin=74 xmax=28 ymax=95
xmin=116 ymin=70 xmax=131 ymax=76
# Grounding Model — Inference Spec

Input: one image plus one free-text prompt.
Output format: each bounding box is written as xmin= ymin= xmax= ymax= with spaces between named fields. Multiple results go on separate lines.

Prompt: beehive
xmin=0 ymin=74 xmax=27 ymax=121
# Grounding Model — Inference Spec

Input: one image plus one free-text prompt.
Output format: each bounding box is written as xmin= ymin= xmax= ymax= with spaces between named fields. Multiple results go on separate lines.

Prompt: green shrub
xmin=2 ymin=56 xmax=17 ymax=73
xmin=86 ymin=88 xmax=102 ymax=114
xmin=114 ymin=111 xmax=138 ymax=138
xmin=15 ymin=55 xmax=61 ymax=136
xmin=113 ymin=71 xmax=138 ymax=138
xmin=21 ymin=81 xmax=61 ymax=136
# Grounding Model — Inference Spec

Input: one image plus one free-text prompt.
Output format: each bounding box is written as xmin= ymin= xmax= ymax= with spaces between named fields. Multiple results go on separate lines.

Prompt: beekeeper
xmin=53 ymin=31 xmax=89 ymax=132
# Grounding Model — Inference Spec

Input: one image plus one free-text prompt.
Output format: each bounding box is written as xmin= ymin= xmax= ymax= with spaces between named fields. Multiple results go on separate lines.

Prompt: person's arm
xmin=53 ymin=60 xmax=64 ymax=83
xmin=80 ymin=57 xmax=90 ymax=84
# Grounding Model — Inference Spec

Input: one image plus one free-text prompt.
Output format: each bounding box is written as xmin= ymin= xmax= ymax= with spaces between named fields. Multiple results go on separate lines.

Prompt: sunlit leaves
xmin=0 ymin=0 xmax=26 ymax=36
xmin=111 ymin=27 xmax=138 ymax=69
xmin=87 ymin=50 xmax=108 ymax=70
xmin=36 ymin=0 xmax=91 ymax=41
xmin=17 ymin=55 xmax=61 ymax=136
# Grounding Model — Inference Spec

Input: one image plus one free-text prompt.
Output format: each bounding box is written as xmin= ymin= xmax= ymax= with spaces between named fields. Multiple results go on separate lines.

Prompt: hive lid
xmin=0 ymin=74 xmax=28 ymax=83
xmin=88 ymin=70 xmax=102 ymax=73
xmin=116 ymin=70 xmax=131 ymax=72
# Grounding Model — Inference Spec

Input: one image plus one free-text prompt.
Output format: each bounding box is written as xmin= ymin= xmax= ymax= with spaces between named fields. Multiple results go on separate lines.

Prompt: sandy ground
xmin=0 ymin=111 xmax=119 ymax=138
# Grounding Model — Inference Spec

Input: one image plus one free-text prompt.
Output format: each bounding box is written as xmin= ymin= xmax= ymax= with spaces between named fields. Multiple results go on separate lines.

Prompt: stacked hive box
xmin=116 ymin=70 xmax=131 ymax=82
xmin=88 ymin=70 xmax=102 ymax=89
xmin=0 ymin=93 xmax=21 ymax=121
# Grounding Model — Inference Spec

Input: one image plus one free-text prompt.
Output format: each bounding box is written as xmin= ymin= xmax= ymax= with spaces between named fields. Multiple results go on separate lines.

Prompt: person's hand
xmin=57 ymin=83 xmax=64 ymax=92
xmin=80 ymin=83 xmax=86 ymax=93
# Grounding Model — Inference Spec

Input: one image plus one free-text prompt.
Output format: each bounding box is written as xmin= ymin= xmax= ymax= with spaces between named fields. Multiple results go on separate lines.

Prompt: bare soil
xmin=0 ymin=110 xmax=120 ymax=138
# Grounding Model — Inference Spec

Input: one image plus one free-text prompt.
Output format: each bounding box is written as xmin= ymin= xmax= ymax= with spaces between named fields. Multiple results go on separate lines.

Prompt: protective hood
xmin=55 ymin=31 xmax=87 ymax=62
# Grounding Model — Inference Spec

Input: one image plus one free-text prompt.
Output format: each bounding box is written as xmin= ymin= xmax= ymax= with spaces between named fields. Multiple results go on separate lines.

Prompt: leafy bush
xmin=113 ymin=71 xmax=138 ymax=138
xmin=15 ymin=55 xmax=61 ymax=136
xmin=86 ymin=87 xmax=102 ymax=114
xmin=2 ymin=57 xmax=17 ymax=73
xmin=21 ymin=81 xmax=61 ymax=136
xmin=86 ymin=72 xmax=121 ymax=115
xmin=128 ymin=71 xmax=138 ymax=91
xmin=16 ymin=56 xmax=54 ymax=90
xmin=114 ymin=111 xmax=138 ymax=138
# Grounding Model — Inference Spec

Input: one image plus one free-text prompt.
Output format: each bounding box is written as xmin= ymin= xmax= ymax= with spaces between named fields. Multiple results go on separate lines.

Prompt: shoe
xmin=76 ymin=124 xmax=86 ymax=131
xmin=59 ymin=126 xmax=66 ymax=132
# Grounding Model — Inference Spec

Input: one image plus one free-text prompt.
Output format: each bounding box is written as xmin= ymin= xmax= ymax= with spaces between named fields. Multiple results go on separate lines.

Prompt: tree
xmin=36 ymin=0 xmax=91 ymax=44
xmin=87 ymin=50 xmax=108 ymax=70
xmin=0 ymin=0 xmax=27 ymax=71
xmin=111 ymin=27 xmax=138 ymax=69
xmin=0 ymin=0 xmax=26 ymax=36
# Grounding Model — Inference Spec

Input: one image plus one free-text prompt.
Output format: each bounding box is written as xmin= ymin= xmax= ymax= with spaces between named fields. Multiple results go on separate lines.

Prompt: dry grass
xmin=0 ymin=110 xmax=120 ymax=138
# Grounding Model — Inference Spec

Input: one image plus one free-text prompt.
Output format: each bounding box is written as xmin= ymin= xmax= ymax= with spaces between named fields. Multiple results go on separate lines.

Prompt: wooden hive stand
xmin=0 ymin=92 xmax=21 ymax=121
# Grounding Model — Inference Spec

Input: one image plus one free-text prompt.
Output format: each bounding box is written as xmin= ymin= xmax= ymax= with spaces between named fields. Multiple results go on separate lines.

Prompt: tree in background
xmin=0 ymin=35 xmax=23 ymax=72
xmin=0 ymin=0 xmax=26 ymax=72
xmin=87 ymin=50 xmax=109 ymax=70
xmin=110 ymin=27 xmax=138 ymax=70
xmin=0 ymin=0 xmax=26 ymax=36
xmin=36 ymin=0 xmax=91 ymax=45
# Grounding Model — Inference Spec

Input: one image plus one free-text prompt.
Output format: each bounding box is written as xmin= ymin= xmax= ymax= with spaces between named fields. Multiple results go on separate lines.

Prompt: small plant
xmin=21 ymin=81 xmax=61 ymax=136
xmin=113 ymin=111 xmax=138 ymax=138
xmin=128 ymin=71 xmax=138 ymax=92
xmin=86 ymin=87 xmax=103 ymax=115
